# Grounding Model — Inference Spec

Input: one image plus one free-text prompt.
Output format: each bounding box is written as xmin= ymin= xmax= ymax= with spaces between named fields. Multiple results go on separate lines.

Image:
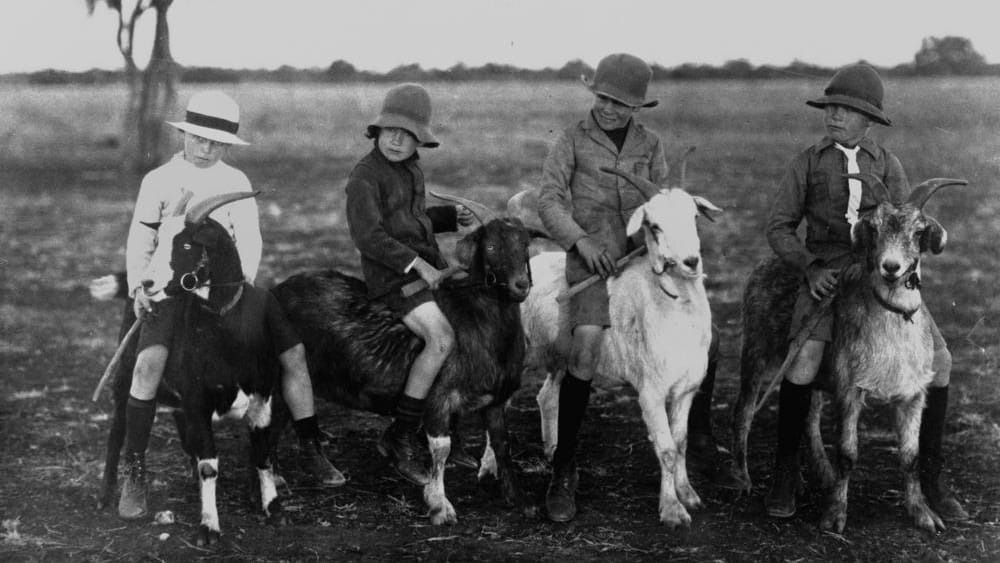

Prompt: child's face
xmin=823 ymin=104 xmax=871 ymax=147
xmin=591 ymin=94 xmax=638 ymax=130
xmin=378 ymin=127 xmax=419 ymax=162
xmin=182 ymin=132 xmax=229 ymax=168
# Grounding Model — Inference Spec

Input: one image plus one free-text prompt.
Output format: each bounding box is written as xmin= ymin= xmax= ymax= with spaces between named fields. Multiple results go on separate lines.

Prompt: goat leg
xmin=729 ymin=354 xmax=768 ymax=494
xmin=805 ymin=391 xmax=836 ymax=489
xmin=186 ymin=407 xmax=223 ymax=546
xmin=820 ymin=389 xmax=863 ymax=533
xmin=668 ymin=388 xmax=702 ymax=511
xmin=536 ymin=371 xmax=562 ymax=461
xmin=422 ymin=431 xmax=457 ymax=525
xmin=897 ymin=395 xmax=945 ymax=534
xmin=637 ymin=390 xmax=691 ymax=528
xmin=482 ymin=404 xmax=536 ymax=518
xmin=246 ymin=393 xmax=282 ymax=523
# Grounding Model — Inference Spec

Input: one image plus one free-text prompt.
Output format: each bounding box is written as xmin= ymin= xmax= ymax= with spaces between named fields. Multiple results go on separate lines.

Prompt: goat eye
xmin=486 ymin=244 xmax=496 ymax=253
xmin=183 ymin=243 xmax=192 ymax=250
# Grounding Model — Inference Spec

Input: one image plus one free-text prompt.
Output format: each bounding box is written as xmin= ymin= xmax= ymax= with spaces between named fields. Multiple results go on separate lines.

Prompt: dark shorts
xmin=377 ymin=287 xmax=436 ymax=317
xmin=133 ymin=286 xmax=302 ymax=355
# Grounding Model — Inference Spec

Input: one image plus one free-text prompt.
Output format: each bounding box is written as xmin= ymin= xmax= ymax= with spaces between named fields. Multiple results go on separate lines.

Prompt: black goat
xmin=99 ymin=192 xmax=283 ymax=546
xmin=729 ymin=175 xmax=965 ymax=533
xmin=271 ymin=195 xmax=535 ymax=525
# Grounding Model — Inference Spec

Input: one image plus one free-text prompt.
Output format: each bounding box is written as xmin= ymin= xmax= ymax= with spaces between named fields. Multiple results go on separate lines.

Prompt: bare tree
xmin=86 ymin=0 xmax=180 ymax=173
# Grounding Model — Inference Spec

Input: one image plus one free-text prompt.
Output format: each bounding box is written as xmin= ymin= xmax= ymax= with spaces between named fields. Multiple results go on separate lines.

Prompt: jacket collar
xmin=815 ymin=135 xmax=878 ymax=159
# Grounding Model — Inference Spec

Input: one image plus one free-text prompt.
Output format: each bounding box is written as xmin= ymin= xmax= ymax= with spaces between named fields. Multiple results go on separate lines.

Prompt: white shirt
xmin=126 ymin=152 xmax=262 ymax=295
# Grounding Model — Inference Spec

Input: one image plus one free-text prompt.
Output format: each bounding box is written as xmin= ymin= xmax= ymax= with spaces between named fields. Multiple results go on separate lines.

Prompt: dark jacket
xmin=767 ymin=136 xmax=908 ymax=272
xmin=345 ymin=147 xmax=457 ymax=298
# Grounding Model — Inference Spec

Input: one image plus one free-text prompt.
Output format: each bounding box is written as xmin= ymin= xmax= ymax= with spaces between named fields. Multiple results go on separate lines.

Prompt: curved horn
xmin=428 ymin=190 xmax=498 ymax=225
xmin=185 ymin=191 xmax=259 ymax=224
xmin=844 ymin=173 xmax=891 ymax=204
xmin=599 ymin=166 xmax=662 ymax=201
xmin=905 ymin=178 xmax=968 ymax=209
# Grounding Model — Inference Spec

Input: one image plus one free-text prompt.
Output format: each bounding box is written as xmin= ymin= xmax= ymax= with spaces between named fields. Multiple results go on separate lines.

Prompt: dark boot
xmin=119 ymin=452 xmax=148 ymax=520
xmin=765 ymin=380 xmax=811 ymax=518
xmin=293 ymin=416 xmax=346 ymax=487
xmin=546 ymin=373 xmax=591 ymax=522
xmin=119 ymin=395 xmax=155 ymax=520
xmin=546 ymin=459 xmax=579 ymax=523
xmin=378 ymin=395 xmax=430 ymax=485
xmin=378 ymin=418 xmax=431 ymax=485
xmin=919 ymin=386 xmax=969 ymax=521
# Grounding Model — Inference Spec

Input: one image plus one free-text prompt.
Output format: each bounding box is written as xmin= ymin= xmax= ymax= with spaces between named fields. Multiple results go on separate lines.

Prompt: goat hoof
xmin=659 ymin=504 xmax=692 ymax=529
xmin=911 ymin=504 xmax=946 ymax=534
xmin=819 ymin=506 xmax=847 ymax=533
xmin=195 ymin=525 xmax=221 ymax=547
xmin=677 ymin=485 xmax=702 ymax=510
xmin=429 ymin=502 xmax=458 ymax=526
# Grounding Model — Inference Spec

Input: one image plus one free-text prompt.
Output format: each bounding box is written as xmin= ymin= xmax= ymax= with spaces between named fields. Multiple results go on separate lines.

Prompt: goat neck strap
xmin=218 ymin=283 xmax=244 ymax=316
xmin=870 ymin=287 xmax=917 ymax=323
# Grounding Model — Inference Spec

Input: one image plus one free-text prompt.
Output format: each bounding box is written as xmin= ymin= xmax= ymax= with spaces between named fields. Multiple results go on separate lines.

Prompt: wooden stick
xmin=400 ymin=265 xmax=463 ymax=297
xmin=556 ymin=245 xmax=648 ymax=304
xmin=751 ymin=292 xmax=834 ymax=415
xmin=92 ymin=318 xmax=142 ymax=402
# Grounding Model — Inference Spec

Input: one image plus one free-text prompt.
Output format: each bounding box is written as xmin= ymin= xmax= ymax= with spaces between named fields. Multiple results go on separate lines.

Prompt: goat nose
xmin=883 ymin=260 xmax=901 ymax=274
xmin=141 ymin=279 xmax=154 ymax=289
xmin=683 ymin=256 xmax=700 ymax=270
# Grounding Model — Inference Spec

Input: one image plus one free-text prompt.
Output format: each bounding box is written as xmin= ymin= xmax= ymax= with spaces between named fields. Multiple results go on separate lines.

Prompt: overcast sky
xmin=2 ymin=1 xmax=997 ymax=73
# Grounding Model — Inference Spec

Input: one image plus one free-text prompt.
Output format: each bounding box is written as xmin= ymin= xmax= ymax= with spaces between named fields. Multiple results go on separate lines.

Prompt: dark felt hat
xmin=806 ymin=64 xmax=892 ymax=126
xmin=369 ymin=83 xmax=440 ymax=148
xmin=581 ymin=53 xmax=658 ymax=108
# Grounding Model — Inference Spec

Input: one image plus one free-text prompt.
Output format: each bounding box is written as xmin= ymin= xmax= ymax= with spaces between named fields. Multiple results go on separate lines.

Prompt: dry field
xmin=2 ymin=78 xmax=999 ymax=561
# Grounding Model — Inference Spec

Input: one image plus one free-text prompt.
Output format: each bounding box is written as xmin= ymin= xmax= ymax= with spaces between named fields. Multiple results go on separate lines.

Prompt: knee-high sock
xmin=552 ymin=372 xmax=592 ymax=468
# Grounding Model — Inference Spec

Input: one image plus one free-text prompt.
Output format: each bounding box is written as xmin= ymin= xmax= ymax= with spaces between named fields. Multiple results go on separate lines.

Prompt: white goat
xmin=493 ymin=167 xmax=721 ymax=527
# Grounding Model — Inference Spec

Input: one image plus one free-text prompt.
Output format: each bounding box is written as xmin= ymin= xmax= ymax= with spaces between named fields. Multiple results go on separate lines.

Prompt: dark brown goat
xmin=729 ymin=175 xmax=965 ymax=533
xmin=99 ymin=192 xmax=283 ymax=546
xmin=271 ymin=205 xmax=535 ymax=525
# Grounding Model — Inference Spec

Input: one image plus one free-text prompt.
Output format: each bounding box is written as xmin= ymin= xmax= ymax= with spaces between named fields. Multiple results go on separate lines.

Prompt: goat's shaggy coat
xmin=730 ymin=176 xmax=965 ymax=533
xmin=271 ymin=217 xmax=536 ymax=525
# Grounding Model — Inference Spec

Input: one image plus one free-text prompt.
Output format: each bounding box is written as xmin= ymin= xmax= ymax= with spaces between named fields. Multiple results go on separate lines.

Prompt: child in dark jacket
xmin=764 ymin=64 xmax=966 ymax=522
xmin=345 ymin=83 xmax=473 ymax=485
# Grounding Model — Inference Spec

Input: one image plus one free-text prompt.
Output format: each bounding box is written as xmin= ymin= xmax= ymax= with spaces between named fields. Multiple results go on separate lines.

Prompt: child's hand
xmin=576 ymin=237 xmax=615 ymax=279
xmin=413 ymin=258 xmax=448 ymax=290
xmin=133 ymin=289 xmax=154 ymax=318
xmin=806 ymin=264 xmax=840 ymax=300
xmin=456 ymin=205 xmax=476 ymax=227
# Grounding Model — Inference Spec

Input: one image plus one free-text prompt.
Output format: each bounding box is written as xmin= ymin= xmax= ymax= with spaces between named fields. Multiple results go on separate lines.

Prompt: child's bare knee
xmin=930 ymin=347 xmax=951 ymax=387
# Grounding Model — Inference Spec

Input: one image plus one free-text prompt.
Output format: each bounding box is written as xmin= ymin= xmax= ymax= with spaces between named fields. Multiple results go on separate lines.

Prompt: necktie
xmin=835 ymin=143 xmax=862 ymax=227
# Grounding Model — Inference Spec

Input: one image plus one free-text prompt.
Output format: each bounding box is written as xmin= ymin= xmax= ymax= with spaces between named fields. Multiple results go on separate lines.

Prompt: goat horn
xmin=428 ymin=190 xmax=498 ymax=225
xmin=599 ymin=166 xmax=663 ymax=201
xmin=905 ymin=178 xmax=968 ymax=209
xmin=185 ymin=191 xmax=260 ymax=225
xmin=678 ymin=146 xmax=696 ymax=191
xmin=169 ymin=190 xmax=194 ymax=217
xmin=843 ymin=173 xmax=891 ymax=204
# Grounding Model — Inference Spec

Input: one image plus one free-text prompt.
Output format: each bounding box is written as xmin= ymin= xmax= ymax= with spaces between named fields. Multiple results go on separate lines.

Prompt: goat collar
xmin=870 ymin=287 xmax=918 ymax=323
xmin=218 ymin=283 xmax=244 ymax=316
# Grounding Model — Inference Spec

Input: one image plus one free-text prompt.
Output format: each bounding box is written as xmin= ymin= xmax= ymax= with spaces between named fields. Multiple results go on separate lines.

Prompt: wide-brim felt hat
xmin=806 ymin=64 xmax=892 ymax=126
xmin=369 ymin=83 xmax=440 ymax=148
xmin=167 ymin=90 xmax=249 ymax=145
xmin=581 ymin=53 xmax=658 ymax=108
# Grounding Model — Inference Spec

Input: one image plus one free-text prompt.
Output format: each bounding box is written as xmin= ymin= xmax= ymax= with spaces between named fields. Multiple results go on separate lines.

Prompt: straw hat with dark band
xmin=167 ymin=90 xmax=249 ymax=145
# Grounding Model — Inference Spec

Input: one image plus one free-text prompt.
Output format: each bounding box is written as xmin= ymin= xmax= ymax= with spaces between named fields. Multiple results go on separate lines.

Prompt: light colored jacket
xmin=537 ymin=113 xmax=669 ymax=260
xmin=126 ymin=152 xmax=261 ymax=296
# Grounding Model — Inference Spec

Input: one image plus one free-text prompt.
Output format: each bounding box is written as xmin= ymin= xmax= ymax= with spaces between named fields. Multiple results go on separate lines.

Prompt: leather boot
xmin=545 ymin=459 xmax=579 ymax=523
xmin=920 ymin=386 xmax=969 ymax=521
xmin=118 ymin=452 xmax=148 ymax=520
xmin=378 ymin=419 xmax=431 ymax=486
xmin=298 ymin=439 xmax=346 ymax=487
xmin=765 ymin=454 xmax=801 ymax=518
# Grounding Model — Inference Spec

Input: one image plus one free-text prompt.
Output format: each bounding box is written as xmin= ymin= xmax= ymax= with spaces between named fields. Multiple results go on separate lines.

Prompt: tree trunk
xmin=123 ymin=0 xmax=179 ymax=174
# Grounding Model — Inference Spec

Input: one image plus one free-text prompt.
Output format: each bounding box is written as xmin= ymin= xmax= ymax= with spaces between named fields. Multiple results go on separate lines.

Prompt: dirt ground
xmin=3 ymin=79 xmax=1000 ymax=561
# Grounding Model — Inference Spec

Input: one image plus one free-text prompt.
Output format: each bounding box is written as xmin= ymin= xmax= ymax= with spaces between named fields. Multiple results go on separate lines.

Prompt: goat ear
xmin=692 ymin=196 xmax=722 ymax=222
xmin=454 ymin=229 xmax=480 ymax=269
xmin=921 ymin=215 xmax=948 ymax=254
xmin=626 ymin=206 xmax=647 ymax=237
xmin=140 ymin=221 xmax=161 ymax=231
